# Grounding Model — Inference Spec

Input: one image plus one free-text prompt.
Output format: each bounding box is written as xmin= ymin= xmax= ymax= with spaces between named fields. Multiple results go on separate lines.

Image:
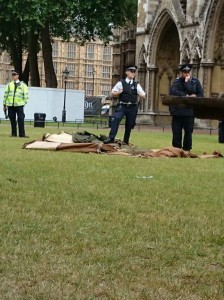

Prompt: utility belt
xmin=118 ymin=101 xmax=137 ymax=107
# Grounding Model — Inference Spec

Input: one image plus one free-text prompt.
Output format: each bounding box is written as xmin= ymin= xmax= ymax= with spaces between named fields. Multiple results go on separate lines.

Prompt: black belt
xmin=119 ymin=101 xmax=137 ymax=107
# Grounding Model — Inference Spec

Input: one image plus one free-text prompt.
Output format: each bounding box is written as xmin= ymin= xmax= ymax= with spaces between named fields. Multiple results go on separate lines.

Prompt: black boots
xmin=103 ymin=138 xmax=115 ymax=144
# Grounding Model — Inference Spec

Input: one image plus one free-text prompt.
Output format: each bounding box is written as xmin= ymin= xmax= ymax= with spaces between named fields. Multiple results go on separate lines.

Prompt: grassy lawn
xmin=0 ymin=124 xmax=224 ymax=299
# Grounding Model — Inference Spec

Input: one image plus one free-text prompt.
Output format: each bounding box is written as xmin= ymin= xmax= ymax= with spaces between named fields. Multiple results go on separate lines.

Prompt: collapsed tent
xmin=22 ymin=131 xmax=223 ymax=158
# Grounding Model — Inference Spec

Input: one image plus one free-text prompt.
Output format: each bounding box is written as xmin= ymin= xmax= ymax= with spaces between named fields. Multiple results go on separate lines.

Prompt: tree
xmin=71 ymin=0 xmax=137 ymax=43
xmin=0 ymin=0 xmax=137 ymax=87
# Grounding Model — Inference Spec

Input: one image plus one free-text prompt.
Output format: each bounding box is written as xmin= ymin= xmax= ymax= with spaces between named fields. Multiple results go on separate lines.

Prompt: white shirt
xmin=111 ymin=78 xmax=145 ymax=95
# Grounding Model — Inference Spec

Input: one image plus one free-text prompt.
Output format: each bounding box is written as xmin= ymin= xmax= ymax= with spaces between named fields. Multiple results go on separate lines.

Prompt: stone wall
xmin=135 ymin=0 xmax=224 ymax=126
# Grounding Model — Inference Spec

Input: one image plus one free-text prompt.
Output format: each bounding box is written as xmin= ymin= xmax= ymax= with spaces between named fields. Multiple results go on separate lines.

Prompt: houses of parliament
xmin=0 ymin=39 xmax=113 ymax=97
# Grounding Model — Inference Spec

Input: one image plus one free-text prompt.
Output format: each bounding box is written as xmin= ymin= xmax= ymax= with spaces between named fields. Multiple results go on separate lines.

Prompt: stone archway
xmin=210 ymin=4 xmax=224 ymax=96
xmin=202 ymin=0 xmax=224 ymax=97
xmin=155 ymin=21 xmax=180 ymax=113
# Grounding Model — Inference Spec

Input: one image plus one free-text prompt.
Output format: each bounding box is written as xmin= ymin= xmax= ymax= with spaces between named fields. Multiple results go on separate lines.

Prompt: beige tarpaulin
xmin=23 ymin=131 xmax=223 ymax=158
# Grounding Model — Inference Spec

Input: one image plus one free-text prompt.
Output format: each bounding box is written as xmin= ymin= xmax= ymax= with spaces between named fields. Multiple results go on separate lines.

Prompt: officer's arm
xmin=111 ymin=81 xmax=123 ymax=97
xmin=184 ymin=81 xmax=196 ymax=97
xmin=137 ymin=84 xmax=146 ymax=99
xmin=184 ymin=79 xmax=204 ymax=97
xmin=23 ymin=83 xmax=29 ymax=104
xmin=3 ymin=84 xmax=9 ymax=108
xmin=196 ymin=81 xmax=204 ymax=97
xmin=111 ymin=90 xmax=122 ymax=97
xmin=138 ymin=92 xmax=145 ymax=99
xmin=170 ymin=80 xmax=186 ymax=96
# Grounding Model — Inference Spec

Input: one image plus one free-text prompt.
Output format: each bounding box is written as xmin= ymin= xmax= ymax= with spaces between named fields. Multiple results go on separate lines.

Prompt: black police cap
xmin=12 ymin=69 xmax=20 ymax=75
xmin=179 ymin=64 xmax=192 ymax=72
xmin=125 ymin=65 xmax=138 ymax=71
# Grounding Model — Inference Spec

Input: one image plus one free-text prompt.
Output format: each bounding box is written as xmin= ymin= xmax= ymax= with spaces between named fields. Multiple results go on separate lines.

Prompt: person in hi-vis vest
xmin=3 ymin=70 xmax=29 ymax=138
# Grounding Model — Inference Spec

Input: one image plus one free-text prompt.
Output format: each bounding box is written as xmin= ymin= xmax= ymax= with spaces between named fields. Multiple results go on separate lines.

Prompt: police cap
xmin=11 ymin=69 xmax=19 ymax=76
xmin=179 ymin=64 xmax=192 ymax=72
xmin=125 ymin=65 xmax=138 ymax=72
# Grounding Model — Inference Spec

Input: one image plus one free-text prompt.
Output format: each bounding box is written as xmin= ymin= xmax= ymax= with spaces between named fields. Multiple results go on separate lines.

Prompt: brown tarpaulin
xmin=23 ymin=132 xmax=223 ymax=158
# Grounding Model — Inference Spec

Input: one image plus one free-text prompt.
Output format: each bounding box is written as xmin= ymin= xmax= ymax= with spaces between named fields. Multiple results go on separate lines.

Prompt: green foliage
xmin=71 ymin=0 xmax=137 ymax=43
xmin=0 ymin=0 xmax=137 ymax=48
xmin=0 ymin=0 xmax=137 ymax=84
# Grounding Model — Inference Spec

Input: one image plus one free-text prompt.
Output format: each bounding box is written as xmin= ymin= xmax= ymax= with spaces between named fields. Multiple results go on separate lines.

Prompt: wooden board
xmin=162 ymin=96 xmax=224 ymax=120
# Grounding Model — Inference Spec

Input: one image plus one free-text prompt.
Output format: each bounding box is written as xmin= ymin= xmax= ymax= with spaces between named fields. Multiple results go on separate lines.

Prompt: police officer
xmin=104 ymin=65 xmax=145 ymax=144
xmin=169 ymin=64 xmax=204 ymax=151
xmin=3 ymin=70 xmax=29 ymax=138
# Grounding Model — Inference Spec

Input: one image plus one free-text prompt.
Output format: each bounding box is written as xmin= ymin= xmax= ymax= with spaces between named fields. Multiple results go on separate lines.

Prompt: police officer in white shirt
xmin=104 ymin=65 xmax=145 ymax=144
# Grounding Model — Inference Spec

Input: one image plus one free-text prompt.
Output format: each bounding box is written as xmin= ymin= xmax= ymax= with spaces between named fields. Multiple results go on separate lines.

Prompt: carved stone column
xmin=147 ymin=66 xmax=158 ymax=112
xmin=137 ymin=66 xmax=146 ymax=112
xmin=143 ymin=68 xmax=150 ymax=112
xmin=200 ymin=61 xmax=214 ymax=97
xmin=195 ymin=61 xmax=214 ymax=127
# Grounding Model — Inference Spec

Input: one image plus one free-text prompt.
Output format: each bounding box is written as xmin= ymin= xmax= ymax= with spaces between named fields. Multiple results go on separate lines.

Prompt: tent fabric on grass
xmin=22 ymin=131 xmax=223 ymax=158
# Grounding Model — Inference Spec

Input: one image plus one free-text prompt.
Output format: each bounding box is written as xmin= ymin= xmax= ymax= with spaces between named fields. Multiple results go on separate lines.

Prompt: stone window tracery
xmin=179 ymin=0 xmax=187 ymax=15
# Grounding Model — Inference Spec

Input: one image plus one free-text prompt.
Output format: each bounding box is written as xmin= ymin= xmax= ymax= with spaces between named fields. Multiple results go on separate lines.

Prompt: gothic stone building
xmin=135 ymin=0 xmax=224 ymax=127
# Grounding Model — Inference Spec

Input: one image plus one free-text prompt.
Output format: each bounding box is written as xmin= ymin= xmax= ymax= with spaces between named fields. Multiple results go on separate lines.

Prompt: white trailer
xmin=0 ymin=85 xmax=85 ymax=122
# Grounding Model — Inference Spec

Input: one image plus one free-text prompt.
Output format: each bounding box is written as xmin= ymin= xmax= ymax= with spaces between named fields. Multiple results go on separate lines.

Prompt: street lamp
xmin=92 ymin=67 xmax=96 ymax=97
xmin=62 ymin=67 xmax=69 ymax=123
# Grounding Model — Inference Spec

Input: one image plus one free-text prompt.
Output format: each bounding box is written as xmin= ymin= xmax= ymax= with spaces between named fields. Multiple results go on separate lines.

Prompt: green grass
xmin=0 ymin=124 xmax=224 ymax=299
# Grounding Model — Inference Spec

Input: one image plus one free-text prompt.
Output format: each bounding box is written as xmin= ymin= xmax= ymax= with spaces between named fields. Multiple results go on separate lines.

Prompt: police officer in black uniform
xmin=104 ymin=65 xmax=145 ymax=144
xmin=169 ymin=64 xmax=204 ymax=151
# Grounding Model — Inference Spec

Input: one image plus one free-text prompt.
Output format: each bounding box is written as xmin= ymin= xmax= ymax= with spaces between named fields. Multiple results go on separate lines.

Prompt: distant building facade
xmin=112 ymin=25 xmax=136 ymax=86
xmin=0 ymin=39 xmax=113 ymax=97
xmin=113 ymin=0 xmax=224 ymax=127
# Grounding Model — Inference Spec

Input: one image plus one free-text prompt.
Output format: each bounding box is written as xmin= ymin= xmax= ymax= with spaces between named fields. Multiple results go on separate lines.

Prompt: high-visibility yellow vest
xmin=3 ymin=81 xmax=29 ymax=106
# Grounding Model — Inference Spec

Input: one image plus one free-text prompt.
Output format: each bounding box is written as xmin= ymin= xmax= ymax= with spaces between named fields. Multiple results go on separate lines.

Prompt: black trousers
xmin=109 ymin=105 xmax=138 ymax=144
xmin=7 ymin=106 xmax=25 ymax=137
xmin=171 ymin=116 xmax=194 ymax=151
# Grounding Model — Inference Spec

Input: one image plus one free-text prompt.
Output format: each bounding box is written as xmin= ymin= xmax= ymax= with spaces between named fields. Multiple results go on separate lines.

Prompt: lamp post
xmin=62 ymin=67 xmax=69 ymax=123
xmin=92 ymin=67 xmax=96 ymax=97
